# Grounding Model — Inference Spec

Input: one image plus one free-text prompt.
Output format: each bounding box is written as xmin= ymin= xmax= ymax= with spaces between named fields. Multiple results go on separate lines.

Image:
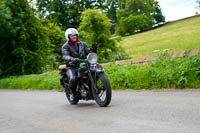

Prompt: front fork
xmin=87 ymin=63 xmax=104 ymax=93
xmin=88 ymin=70 xmax=98 ymax=92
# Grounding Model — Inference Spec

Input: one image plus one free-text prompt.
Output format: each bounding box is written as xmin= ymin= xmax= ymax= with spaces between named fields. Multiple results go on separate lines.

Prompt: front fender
xmin=95 ymin=64 xmax=104 ymax=73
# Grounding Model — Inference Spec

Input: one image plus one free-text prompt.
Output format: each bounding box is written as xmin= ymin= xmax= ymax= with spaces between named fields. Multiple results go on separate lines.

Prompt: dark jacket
xmin=61 ymin=41 xmax=91 ymax=67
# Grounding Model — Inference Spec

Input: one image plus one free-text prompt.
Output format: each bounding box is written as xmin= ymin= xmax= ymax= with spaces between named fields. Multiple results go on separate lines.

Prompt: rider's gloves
xmin=71 ymin=58 xmax=82 ymax=63
xmin=91 ymin=43 xmax=98 ymax=53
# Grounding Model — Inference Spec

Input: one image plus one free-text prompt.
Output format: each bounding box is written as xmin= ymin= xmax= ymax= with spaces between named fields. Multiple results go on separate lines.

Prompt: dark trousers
xmin=66 ymin=68 xmax=77 ymax=91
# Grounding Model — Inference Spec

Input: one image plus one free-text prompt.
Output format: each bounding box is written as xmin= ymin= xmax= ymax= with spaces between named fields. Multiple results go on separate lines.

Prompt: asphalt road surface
xmin=0 ymin=89 xmax=200 ymax=133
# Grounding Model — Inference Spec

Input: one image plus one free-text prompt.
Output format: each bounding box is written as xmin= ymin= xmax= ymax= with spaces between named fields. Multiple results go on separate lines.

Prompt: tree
xmin=197 ymin=0 xmax=200 ymax=8
xmin=41 ymin=19 xmax=65 ymax=64
xmin=106 ymin=0 xmax=118 ymax=34
xmin=152 ymin=4 xmax=165 ymax=24
xmin=0 ymin=0 xmax=55 ymax=77
xmin=117 ymin=15 xmax=154 ymax=35
xmin=78 ymin=9 xmax=117 ymax=61
xmin=196 ymin=0 xmax=200 ymax=14
xmin=36 ymin=0 xmax=107 ymax=30
xmin=116 ymin=0 xmax=165 ymax=35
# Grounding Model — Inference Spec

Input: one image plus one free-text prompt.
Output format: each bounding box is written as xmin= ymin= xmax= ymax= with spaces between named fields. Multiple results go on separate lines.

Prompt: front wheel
xmin=92 ymin=73 xmax=112 ymax=107
xmin=65 ymin=87 xmax=79 ymax=105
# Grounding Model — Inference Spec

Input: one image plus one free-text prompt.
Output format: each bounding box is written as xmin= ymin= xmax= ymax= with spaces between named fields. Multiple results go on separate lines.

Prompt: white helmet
xmin=65 ymin=28 xmax=79 ymax=41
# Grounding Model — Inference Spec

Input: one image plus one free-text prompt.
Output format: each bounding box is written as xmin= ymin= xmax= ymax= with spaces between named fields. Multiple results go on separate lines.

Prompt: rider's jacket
xmin=61 ymin=41 xmax=91 ymax=67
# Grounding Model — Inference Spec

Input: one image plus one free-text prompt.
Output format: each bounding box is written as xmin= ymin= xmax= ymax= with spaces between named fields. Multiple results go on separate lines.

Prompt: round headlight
xmin=87 ymin=53 xmax=98 ymax=64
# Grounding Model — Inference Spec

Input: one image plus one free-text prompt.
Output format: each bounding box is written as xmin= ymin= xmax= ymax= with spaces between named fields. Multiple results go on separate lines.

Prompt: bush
xmin=98 ymin=46 xmax=129 ymax=63
xmin=105 ymin=54 xmax=200 ymax=89
xmin=116 ymin=15 xmax=154 ymax=35
xmin=41 ymin=19 xmax=65 ymax=65
xmin=115 ymin=0 xmax=165 ymax=36
xmin=0 ymin=0 xmax=57 ymax=77
xmin=78 ymin=9 xmax=120 ymax=62
xmin=1 ymin=54 xmax=200 ymax=90
xmin=0 ymin=72 xmax=62 ymax=90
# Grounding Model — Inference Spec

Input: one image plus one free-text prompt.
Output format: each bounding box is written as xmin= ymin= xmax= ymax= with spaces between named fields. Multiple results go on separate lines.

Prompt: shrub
xmin=116 ymin=15 xmax=154 ymax=35
xmin=0 ymin=0 xmax=56 ymax=77
xmin=1 ymin=54 xmax=200 ymax=90
xmin=0 ymin=72 xmax=63 ymax=90
xmin=78 ymin=9 xmax=119 ymax=62
xmin=105 ymin=54 xmax=200 ymax=89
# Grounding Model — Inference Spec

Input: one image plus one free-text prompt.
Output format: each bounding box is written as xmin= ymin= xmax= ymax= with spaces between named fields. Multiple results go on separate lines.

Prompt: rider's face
xmin=69 ymin=35 xmax=77 ymax=42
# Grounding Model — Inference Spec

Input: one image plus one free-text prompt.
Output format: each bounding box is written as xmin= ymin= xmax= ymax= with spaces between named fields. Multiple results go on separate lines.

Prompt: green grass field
xmin=0 ymin=71 xmax=63 ymax=90
xmin=1 ymin=54 xmax=200 ymax=90
xmin=119 ymin=16 xmax=200 ymax=58
xmin=1 ymin=17 xmax=200 ymax=90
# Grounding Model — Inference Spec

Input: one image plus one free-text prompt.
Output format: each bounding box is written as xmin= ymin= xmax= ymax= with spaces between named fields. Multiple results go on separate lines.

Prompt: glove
xmin=91 ymin=43 xmax=98 ymax=53
xmin=71 ymin=58 xmax=81 ymax=63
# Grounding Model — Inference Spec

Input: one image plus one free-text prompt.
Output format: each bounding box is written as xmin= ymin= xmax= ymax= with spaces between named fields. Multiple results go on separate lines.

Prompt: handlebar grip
xmin=69 ymin=62 xmax=74 ymax=65
xmin=69 ymin=59 xmax=87 ymax=65
xmin=79 ymin=59 xmax=88 ymax=62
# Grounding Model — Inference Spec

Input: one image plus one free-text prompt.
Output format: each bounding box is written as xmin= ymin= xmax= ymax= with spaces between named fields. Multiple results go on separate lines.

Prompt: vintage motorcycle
xmin=59 ymin=53 xmax=112 ymax=107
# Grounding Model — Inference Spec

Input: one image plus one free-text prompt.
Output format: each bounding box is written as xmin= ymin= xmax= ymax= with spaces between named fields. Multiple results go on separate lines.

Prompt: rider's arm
xmin=61 ymin=43 xmax=73 ymax=62
xmin=83 ymin=42 xmax=98 ymax=54
xmin=62 ymin=43 xmax=82 ymax=63
xmin=91 ymin=43 xmax=97 ymax=53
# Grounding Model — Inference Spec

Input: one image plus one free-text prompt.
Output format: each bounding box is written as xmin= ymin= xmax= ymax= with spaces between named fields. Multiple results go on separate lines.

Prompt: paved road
xmin=0 ymin=89 xmax=200 ymax=133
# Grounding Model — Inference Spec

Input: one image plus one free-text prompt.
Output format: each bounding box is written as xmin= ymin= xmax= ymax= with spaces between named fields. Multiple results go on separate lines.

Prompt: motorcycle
xmin=59 ymin=53 xmax=112 ymax=107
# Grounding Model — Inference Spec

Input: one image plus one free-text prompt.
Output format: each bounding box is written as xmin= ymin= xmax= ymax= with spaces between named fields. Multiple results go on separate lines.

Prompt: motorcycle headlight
xmin=87 ymin=53 xmax=98 ymax=64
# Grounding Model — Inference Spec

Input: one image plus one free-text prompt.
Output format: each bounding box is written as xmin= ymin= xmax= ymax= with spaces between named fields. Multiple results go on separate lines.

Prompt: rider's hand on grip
xmin=83 ymin=59 xmax=88 ymax=63
xmin=91 ymin=43 xmax=98 ymax=53
xmin=71 ymin=58 xmax=82 ymax=63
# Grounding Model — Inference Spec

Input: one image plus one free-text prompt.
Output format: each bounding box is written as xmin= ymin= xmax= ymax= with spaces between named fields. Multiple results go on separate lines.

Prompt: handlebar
xmin=69 ymin=59 xmax=88 ymax=66
xmin=79 ymin=59 xmax=88 ymax=63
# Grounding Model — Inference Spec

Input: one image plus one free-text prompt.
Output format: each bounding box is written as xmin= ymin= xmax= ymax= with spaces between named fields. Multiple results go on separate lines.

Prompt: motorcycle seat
xmin=59 ymin=64 xmax=67 ymax=70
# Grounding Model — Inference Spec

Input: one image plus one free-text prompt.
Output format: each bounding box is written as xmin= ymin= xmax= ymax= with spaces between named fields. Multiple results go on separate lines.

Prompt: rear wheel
xmin=92 ymin=73 xmax=112 ymax=107
xmin=65 ymin=87 xmax=79 ymax=105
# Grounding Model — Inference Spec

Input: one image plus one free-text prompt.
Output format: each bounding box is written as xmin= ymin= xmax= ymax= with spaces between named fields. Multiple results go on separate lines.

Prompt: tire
xmin=92 ymin=73 xmax=112 ymax=107
xmin=65 ymin=88 xmax=79 ymax=105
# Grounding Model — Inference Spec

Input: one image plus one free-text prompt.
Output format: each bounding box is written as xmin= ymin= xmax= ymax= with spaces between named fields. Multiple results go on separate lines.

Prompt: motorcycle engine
xmin=80 ymin=83 xmax=89 ymax=98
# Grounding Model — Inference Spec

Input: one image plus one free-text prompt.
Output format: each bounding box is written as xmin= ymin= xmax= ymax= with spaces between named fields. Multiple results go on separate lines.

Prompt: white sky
xmin=157 ymin=0 xmax=199 ymax=21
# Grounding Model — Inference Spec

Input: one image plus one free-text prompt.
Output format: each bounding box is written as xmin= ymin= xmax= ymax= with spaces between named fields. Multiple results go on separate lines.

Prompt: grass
xmin=119 ymin=17 xmax=200 ymax=58
xmin=1 ymin=17 xmax=200 ymax=90
xmin=1 ymin=54 xmax=200 ymax=90
xmin=105 ymin=54 xmax=200 ymax=89
xmin=0 ymin=71 xmax=63 ymax=90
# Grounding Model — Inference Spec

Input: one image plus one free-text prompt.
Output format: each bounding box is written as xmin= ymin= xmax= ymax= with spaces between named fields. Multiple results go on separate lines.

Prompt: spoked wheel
xmin=92 ymin=73 xmax=112 ymax=107
xmin=65 ymin=87 xmax=79 ymax=105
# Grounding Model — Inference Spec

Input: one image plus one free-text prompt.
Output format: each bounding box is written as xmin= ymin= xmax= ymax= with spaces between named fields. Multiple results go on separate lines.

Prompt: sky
xmin=157 ymin=0 xmax=199 ymax=21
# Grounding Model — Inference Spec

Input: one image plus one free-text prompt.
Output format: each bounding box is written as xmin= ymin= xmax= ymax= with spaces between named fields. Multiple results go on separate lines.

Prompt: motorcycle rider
xmin=61 ymin=28 xmax=97 ymax=100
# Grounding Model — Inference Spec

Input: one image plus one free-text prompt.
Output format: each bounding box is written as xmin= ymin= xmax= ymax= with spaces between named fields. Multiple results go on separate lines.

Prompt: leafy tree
xmin=0 ymin=0 xmax=55 ymax=77
xmin=106 ymin=0 xmax=118 ymax=34
xmin=196 ymin=0 xmax=200 ymax=14
xmin=116 ymin=0 xmax=165 ymax=35
xmin=78 ymin=9 xmax=117 ymax=61
xmin=36 ymin=0 xmax=107 ymax=30
xmin=152 ymin=4 xmax=165 ymax=24
xmin=197 ymin=0 xmax=200 ymax=8
xmin=41 ymin=19 xmax=65 ymax=64
xmin=117 ymin=15 xmax=154 ymax=35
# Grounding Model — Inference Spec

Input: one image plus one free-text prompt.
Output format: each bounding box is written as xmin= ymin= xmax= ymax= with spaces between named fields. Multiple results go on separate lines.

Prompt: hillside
xmin=119 ymin=16 xmax=200 ymax=58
